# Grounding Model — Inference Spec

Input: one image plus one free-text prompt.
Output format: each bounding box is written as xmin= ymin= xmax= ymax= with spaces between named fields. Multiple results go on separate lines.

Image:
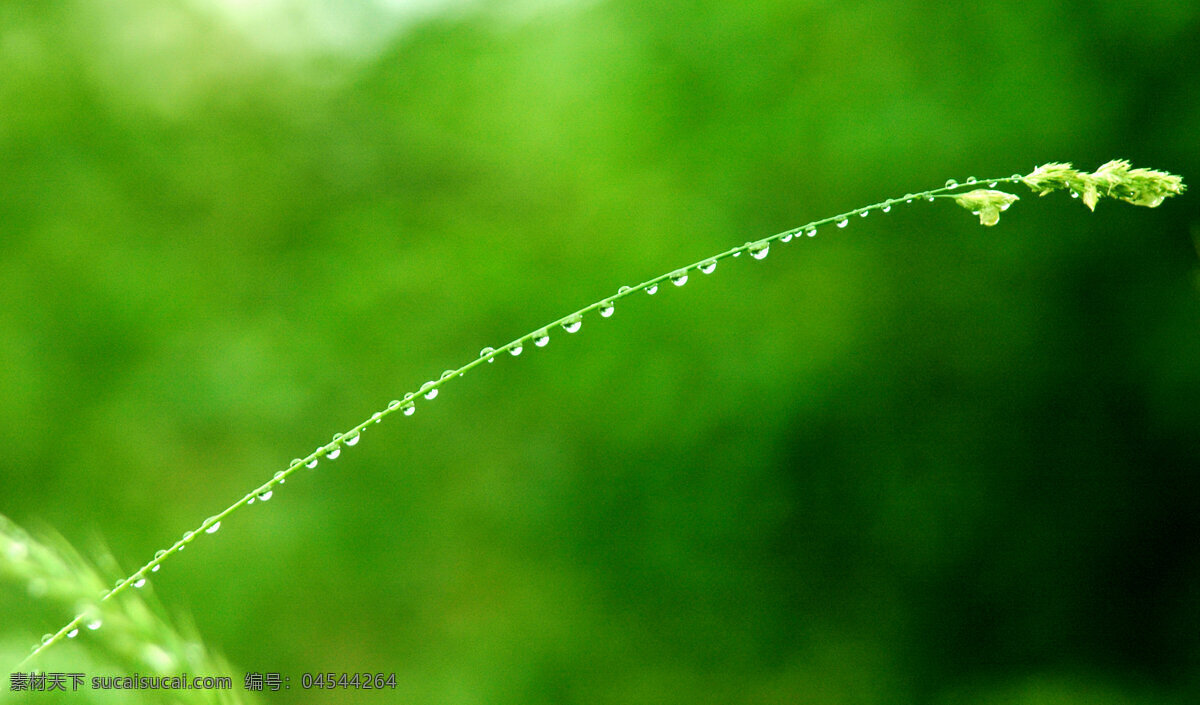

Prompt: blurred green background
xmin=2 ymin=0 xmax=1198 ymax=702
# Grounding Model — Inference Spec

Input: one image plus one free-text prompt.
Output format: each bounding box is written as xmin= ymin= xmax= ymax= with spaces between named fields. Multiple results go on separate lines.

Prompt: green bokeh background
xmin=2 ymin=1 xmax=1199 ymax=702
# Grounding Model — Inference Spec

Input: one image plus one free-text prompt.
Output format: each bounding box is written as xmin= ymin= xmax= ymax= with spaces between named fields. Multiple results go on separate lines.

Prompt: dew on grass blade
xmin=669 ymin=270 xmax=688 ymax=286
xmin=882 ymin=204 xmax=892 ymax=213
xmin=480 ymin=346 xmax=496 ymax=362
xmin=646 ymin=284 xmax=658 ymax=294
xmin=599 ymin=301 xmax=615 ymax=317
xmin=699 ymin=260 xmax=717 ymax=274
xmin=562 ymin=317 xmax=582 ymax=333
xmin=420 ymin=382 xmax=438 ymax=400
xmin=345 ymin=432 xmax=360 ymax=446
xmin=509 ymin=344 xmax=523 ymax=356
xmin=403 ymin=403 xmax=416 ymax=416
xmin=837 ymin=219 xmax=848 ymax=228
xmin=780 ymin=232 xmax=793 ymax=243
xmin=805 ymin=227 xmax=817 ymax=237
xmin=204 ymin=519 xmax=221 ymax=534
xmin=534 ymin=331 xmax=550 ymax=347
xmin=257 ymin=489 xmax=273 ymax=502
xmin=749 ymin=243 xmax=769 ymax=260
xmin=306 ymin=456 xmax=318 ymax=468
xmin=617 ymin=285 xmax=632 ymax=295
xmin=440 ymin=369 xmax=455 ymax=380
xmin=945 ymin=179 xmax=958 ymax=188
xmin=289 ymin=458 xmax=304 ymax=469
xmin=859 ymin=210 xmax=869 ymax=217
xmin=387 ymin=400 xmax=401 ymax=411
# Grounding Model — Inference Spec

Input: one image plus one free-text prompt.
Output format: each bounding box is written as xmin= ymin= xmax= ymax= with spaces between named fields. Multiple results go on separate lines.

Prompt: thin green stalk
xmin=17 ymin=160 xmax=1184 ymax=668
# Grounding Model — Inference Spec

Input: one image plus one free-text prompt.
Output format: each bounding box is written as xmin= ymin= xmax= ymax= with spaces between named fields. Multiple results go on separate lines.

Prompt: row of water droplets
xmin=26 ymin=173 xmax=1026 ymax=664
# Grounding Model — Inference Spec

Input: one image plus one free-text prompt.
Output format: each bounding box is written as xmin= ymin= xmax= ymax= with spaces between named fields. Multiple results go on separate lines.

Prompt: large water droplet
xmin=646 ymin=284 xmax=658 ymax=295
xmin=424 ymin=388 xmax=438 ymax=400
xmin=780 ymin=232 xmax=793 ymax=243
xmin=327 ymin=447 xmax=341 ymax=460
xmin=306 ymin=456 xmax=318 ymax=468
xmin=134 ymin=577 xmax=147 ymax=589
xmin=345 ymin=432 xmax=360 ymax=446
xmin=945 ymin=179 xmax=959 ymax=188
xmin=420 ymin=382 xmax=438 ymax=400
xmin=480 ymin=347 xmax=496 ymax=363
xmin=882 ymin=204 xmax=892 ymax=213
xmin=669 ymin=270 xmax=688 ymax=286
xmin=205 ymin=519 xmax=221 ymax=534
xmin=836 ymin=219 xmax=849 ymax=228
xmin=562 ymin=317 xmax=582 ymax=333
xmin=403 ymin=403 xmax=416 ymax=416
xmin=67 ymin=628 xmax=79 ymax=638
xmin=6 ymin=541 xmax=28 ymax=562
xmin=599 ymin=301 xmax=615 ymax=317
xmin=534 ymin=331 xmax=550 ymax=347
xmin=257 ymin=488 xmax=273 ymax=502
xmin=509 ymin=344 xmax=523 ymax=356
xmin=699 ymin=260 xmax=717 ymax=274
xmin=805 ymin=227 xmax=817 ymax=237
xmin=750 ymin=244 xmax=769 ymax=260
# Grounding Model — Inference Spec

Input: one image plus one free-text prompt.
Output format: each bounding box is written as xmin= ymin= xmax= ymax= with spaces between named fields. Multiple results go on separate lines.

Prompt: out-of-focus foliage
xmin=2 ymin=0 xmax=1198 ymax=703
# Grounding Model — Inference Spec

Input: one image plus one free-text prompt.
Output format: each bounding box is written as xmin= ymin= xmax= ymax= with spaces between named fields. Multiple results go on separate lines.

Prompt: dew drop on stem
xmin=882 ymin=204 xmax=891 ymax=213
xmin=837 ymin=219 xmax=849 ymax=228
xmin=134 ymin=577 xmax=146 ymax=589
xmin=669 ymin=270 xmax=688 ymax=286
xmin=534 ymin=331 xmax=550 ymax=347
xmin=345 ymin=432 xmax=360 ymax=446
xmin=509 ymin=344 xmax=523 ymax=356
xmin=780 ymin=232 xmax=793 ymax=243
xmin=599 ymin=301 xmax=615 ymax=317
xmin=805 ymin=227 xmax=817 ymax=237
xmin=699 ymin=260 xmax=717 ymax=274
xmin=403 ymin=403 xmax=416 ymax=416
xmin=67 ymin=629 xmax=79 ymax=638
xmin=87 ymin=619 xmax=102 ymax=631
xmin=945 ymin=179 xmax=958 ymax=188
xmin=205 ymin=519 xmax=221 ymax=534
xmin=646 ymin=284 xmax=658 ymax=295
xmin=562 ymin=317 xmax=582 ymax=333
xmin=750 ymin=244 xmax=769 ymax=260
xmin=480 ymin=347 xmax=496 ymax=363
